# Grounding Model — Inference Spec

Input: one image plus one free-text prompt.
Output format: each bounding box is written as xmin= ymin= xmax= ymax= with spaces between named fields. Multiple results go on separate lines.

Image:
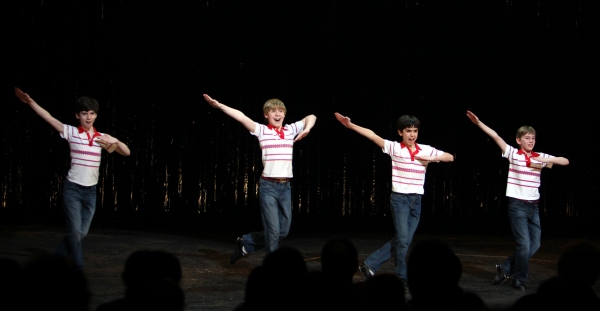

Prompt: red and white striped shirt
xmin=252 ymin=121 xmax=305 ymax=178
xmin=383 ymin=140 xmax=445 ymax=195
xmin=502 ymin=145 xmax=553 ymax=200
xmin=61 ymin=124 xmax=104 ymax=186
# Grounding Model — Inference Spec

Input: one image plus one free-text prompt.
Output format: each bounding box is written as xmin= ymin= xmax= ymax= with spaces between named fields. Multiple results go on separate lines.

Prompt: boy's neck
xmin=402 ymin=142 xmax=416 ymax=151
xmin=518 ymin=148 xmax=539 ymax=158
xmin=268 ymin=124 xmax=283 ymax=130
xmin=78 ymin=125 xmax=95 ymax=133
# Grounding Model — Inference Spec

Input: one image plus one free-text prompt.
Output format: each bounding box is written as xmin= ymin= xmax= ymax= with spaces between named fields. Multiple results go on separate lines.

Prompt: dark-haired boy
xmin=14 ymin=87 xmax=130 ymax=270
xmin=334 ymin=112 xmax=454 ymax=289
xmin=204 ymin=94 xmax=316 ymax=263
xmin=466 ymin=110 xmax=569 ymax=290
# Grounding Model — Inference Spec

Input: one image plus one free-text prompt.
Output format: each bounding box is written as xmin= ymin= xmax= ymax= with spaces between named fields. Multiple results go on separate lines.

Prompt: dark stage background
xmin=4 ymin=1 xmax=600 ymax=237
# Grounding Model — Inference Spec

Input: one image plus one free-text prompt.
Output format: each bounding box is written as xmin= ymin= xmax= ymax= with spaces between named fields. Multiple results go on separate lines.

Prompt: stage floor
xmin=1 ymin=223 xmax=599 ymax=311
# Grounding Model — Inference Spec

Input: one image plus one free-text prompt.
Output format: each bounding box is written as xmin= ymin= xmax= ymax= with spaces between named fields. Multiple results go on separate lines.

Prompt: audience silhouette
xmin=17 ymin=254 xmax=91 ymax=311
xmin=405 ymin=239 xmax=488 ymax=311
xmin=234 ymin=245 xmax=311 ymax=311
xmin=510 ymin=241 xmax=600 ymax=310
xmin=95 ymin=249 xmax=185 ymax=311
xmin=234 ymin=264 xmax=268 ymax=310
xmin=320 ymin=238 xmax=359 ymax=283
xmin=0 ymin=258 xmax=23 ymax=310
xmin=5 ymin=237 xmax=598 ymax=311
xmin=361 ymin=272 xmax=407 ymax=310
xmin=318 ymin=238 xmax=364 ymax=310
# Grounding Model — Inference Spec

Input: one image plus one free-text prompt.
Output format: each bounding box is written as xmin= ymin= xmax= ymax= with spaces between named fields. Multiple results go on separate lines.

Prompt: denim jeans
xmin=364 ymin=192 xmax=422 ymax=280
xmin=500 ymin=197 xmax=541 ymax=282
xmin=55 ymin=179 xmax=97 ymax=269
xmin=242 ymin=178 xmax=292 ymax=255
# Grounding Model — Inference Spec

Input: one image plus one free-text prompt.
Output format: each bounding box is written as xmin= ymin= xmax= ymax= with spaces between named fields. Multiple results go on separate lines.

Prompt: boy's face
xmin=264 ymin=108 xmax=285 ymax=129
xmin=76 ymin=110 xmax=97 ymax=130
xmin=398 ymin=126 xmax=419 ymax=147
xmin=516 ymin=133 xmax=536 ymax=152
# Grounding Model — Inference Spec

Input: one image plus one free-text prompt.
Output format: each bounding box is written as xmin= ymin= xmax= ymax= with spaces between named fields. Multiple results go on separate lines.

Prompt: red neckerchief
xmin=78 ymin=126 xmax=101 ymax=146
xmin=517 ymin=149 xmax=540 ymax=167
xmin=401 ymin=142 xmax=421 ymax=161
xmin=267 ymin=124 xmax=285 ymax=139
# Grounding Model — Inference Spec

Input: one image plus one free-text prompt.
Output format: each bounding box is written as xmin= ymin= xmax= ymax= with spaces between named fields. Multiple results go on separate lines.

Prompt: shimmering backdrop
xmin=4 ymin=1 xmax=599 ymax=236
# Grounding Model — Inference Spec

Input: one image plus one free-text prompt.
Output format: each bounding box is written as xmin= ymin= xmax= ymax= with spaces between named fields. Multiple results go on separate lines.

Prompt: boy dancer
xmin=14 ymin=87 xmax=131 ymax=270
xmin=334 ymin=112 xmax=454 ymax=289
xmin=466 ymin=110 xmax=569 ymax=290
xmin=203 ymin=94 xmax=316 ymax=263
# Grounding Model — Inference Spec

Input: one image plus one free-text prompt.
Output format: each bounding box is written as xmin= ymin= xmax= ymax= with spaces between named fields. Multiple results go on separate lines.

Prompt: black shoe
xmin=492 ymin=265 xmax=507 ymax=285
xmin=512 ymin=279 xmax=526 ymax=290
xmin=359 ymin=263 xmax=374 ymax=282
xmin=230 ymin=237 xmax=245 ymax=264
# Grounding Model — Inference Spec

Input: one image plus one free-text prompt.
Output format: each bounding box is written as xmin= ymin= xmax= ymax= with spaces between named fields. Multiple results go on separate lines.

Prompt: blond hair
xmin=263 ymin=99 xmax=287 ymax=115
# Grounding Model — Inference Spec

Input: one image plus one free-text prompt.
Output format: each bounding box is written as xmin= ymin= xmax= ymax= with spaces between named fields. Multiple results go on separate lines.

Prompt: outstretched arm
xmin=532 ymin=156 xmax=569 ymax=166
xmin=294 ymin=114 xmax=317 ymax=142
xmin=415 ymin=152 xmax=454 ymax=163
xmin=466 ymin=110 xmax=507 ymax=152
xmin=95 ymin=134 xmax=131 ymax=156
xmin=203 ymin=94 xmax=256 ymax=132
xmin=15 ymin=87 xmax=64 ymax=134
xmin=334 ymin=112 xmax=384 ymax=149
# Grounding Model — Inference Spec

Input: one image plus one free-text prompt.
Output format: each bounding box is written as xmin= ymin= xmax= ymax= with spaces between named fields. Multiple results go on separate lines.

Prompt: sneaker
xmin=512 ymin=279 xmax=526 ymax=290
xmin=491 ymin=265 xmax=508 ymax=285
xmin=401 ymin=278 xmax=410 ymax=291
xmin=230 ymin=237 xmax=246 ymax=264
xmin=359 ymin=263 xmax=374 ymax=282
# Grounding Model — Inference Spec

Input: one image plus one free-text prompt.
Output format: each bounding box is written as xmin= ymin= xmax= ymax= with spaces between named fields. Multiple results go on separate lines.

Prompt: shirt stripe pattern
xmin=252 ymin=121 xmax=304 ymax=178
xmin=503 ymin=145 xmax=553 ymax=200
xmin=384 ymin=140 xmax=444 ymax=195
xmin=61 ymin=124 xmax=103 ymax=186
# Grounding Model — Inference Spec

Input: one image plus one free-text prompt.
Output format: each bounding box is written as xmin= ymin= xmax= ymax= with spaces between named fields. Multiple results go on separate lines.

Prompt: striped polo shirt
xmin=252 ymin=121 xmax=305 ymax=178
xmin=61 ymin=124 xmax=103 ymax=186
xmin=383 ymin=140 xmax=446 ymax=195
xmin=502 ymin=145 xmax=553 ymax=200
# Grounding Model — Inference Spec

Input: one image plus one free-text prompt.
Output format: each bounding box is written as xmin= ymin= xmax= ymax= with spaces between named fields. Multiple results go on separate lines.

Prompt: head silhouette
xmin=407 ymin=239 xmax=462 ymax=296
xmin=122 ymin=250 xmax=182 ymax=290
xmin=557 ymin=241 xmax=600 ymax=288
xmin=321 ymin=238 xmax=358 ymax=282
xmin=19 ymin=254 xmax=90 ymax=311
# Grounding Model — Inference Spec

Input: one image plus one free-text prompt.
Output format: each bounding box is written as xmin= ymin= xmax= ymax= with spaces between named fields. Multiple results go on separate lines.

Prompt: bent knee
xmin=279 ymin=231 xmax=289 ymax=240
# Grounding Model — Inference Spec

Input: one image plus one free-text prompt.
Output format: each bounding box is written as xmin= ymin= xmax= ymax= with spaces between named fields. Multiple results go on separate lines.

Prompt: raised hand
xmin=15 ymin=87 xmax=34 ymax=105
xmin=203 ymin=94 xmax=222 ymax=109
xmin=466 ymin=110 xmax=480 ymax=125
xmin=334 ymin=112 xmax=352 ymax=128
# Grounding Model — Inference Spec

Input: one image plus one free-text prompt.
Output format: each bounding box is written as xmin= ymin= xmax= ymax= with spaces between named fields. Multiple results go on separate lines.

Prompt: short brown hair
xmin=516 ymin=125 xmax=536 ymax=139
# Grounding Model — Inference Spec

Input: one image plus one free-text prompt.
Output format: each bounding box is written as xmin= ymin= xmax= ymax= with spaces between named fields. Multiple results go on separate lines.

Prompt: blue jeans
xmin=500 ymin=197 xmax=541 ymax=282
xmin=55 ymin=179 xmax=97 ymax=269
xmin=364 ymin=192 xmax=422 ymax=280
xmin=242 ymin=178 xmax=292 ymax=255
